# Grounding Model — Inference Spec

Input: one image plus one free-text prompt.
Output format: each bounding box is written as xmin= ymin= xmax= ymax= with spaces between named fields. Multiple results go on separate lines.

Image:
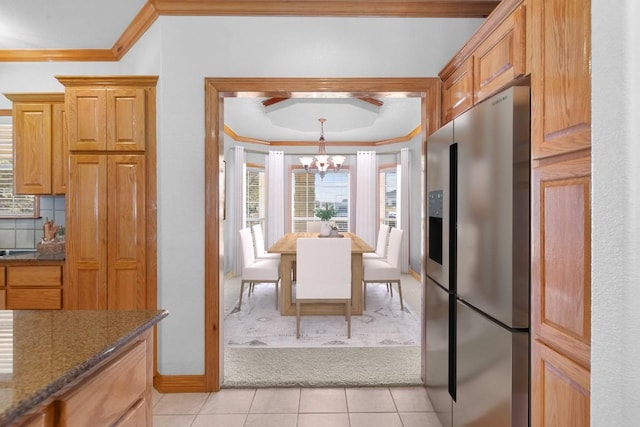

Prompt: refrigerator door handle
xmin=449 ymin=293 xmax=457 ymax=401
xmin=448 ymin=142 xmax=458 ymax=401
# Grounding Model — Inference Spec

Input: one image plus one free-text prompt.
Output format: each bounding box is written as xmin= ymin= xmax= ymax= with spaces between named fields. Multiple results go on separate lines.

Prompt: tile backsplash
xmin=0 ymin=196 xmax=65 ymax=250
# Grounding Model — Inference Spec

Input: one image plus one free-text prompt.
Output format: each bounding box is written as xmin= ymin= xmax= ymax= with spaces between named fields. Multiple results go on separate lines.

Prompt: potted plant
xmin=314 ymin=203 xmax=337 ymax=236
xmin=314 ymin=203 xmax=337 ymax=221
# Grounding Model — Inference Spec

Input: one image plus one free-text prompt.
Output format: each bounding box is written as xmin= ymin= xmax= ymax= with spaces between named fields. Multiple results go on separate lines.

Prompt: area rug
xmin=223 ymin=346 xmax=422 ymax=387
xmin=224 ymin=283 xmax=421 ymax=348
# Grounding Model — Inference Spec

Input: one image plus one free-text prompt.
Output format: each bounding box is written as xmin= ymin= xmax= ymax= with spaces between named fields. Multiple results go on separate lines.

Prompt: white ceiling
xmin=0 ymin=0 xmax=424 ymax=143
xmin=225 ymin=96 xmax=422 ymax=143
xmin=0 ymin=0 xmax=147 ymax=49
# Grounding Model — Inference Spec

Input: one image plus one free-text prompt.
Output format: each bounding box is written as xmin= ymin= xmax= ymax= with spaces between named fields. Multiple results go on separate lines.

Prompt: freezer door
xmin=454 ymin=301 xmax=529 ymax=427
xmin=454 ymin=86 xmax=530 ymax=328
xmin=425 ymin=277 xmax=453 ymax=427
xmin=426 ymin=121 xmax=453 ymax=290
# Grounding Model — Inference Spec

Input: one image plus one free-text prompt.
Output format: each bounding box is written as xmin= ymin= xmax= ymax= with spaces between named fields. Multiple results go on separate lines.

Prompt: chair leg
xmin=296 ymin=300 xmax=301 ymax=339
xmin=346 ymin=301 xmax=351 ymax=339
xmin=363 ymin=282 xmax=367 ymax=311
xmin=397 ymin=280 xmax=404 ymax=310
xmin=389 ymin=282 xmax=393 ymax=296
xmin=275 ymin=280 xmax=279 ymax=310
xmin=239 ymin=281 xmax=245 ymax=310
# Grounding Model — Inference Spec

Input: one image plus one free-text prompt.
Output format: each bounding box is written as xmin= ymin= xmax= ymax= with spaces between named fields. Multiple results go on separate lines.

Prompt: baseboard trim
xmin=154 ymin=374 xmax=207 ymax=393
xmin=408 ymin=268 xmax=421 ymax=282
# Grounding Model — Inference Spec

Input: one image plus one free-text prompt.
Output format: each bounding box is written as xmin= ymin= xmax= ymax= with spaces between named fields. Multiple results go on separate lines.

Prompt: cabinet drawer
xmin=7 ymin=288 xmax=61 ymax=309
xmin=6 ymin=266 xmax=62 ymax=287
xmin=58 ymin=341 xmax=147 ymax=427
xmin=115 ymin=398 xmax=146 ymax=427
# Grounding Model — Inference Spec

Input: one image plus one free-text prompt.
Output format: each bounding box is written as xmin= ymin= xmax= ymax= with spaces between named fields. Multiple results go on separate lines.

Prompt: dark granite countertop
xmin=0 ymin=251 xmax=64 ymax=264
xmin=0 ymin=309 xmax=168 ymax=426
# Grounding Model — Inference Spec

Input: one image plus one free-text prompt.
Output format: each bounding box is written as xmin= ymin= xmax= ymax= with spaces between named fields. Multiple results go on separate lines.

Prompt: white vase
xmin=319 ymin=221 xmax=332 ymax=236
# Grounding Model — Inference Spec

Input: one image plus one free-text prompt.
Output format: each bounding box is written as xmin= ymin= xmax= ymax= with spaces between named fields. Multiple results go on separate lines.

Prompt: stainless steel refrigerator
xmin=425 ymin=86 xmax=531 ymax=427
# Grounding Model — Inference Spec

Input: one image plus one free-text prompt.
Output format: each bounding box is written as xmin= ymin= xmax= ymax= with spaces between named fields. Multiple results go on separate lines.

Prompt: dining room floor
xmin=152 ymin=385 xmax=443 ymax=427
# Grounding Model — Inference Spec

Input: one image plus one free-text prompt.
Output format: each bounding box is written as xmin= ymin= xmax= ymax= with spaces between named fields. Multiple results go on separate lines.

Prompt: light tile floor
xmin=153 ymin=386 xmax=443 ymax=427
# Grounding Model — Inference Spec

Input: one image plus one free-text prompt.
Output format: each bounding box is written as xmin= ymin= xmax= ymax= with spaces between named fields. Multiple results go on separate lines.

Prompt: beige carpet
xmin=222 ymin=274 xmax=424 ymax=387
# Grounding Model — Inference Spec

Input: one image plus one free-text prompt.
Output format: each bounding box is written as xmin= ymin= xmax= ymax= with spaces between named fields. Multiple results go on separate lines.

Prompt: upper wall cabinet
xmin=4 ymin=93 xmax=67 ymax=195
xmin=473 ymin=5 xmax=526 ymax=103
xmin=441 ymin=56 xmax=474 ymax=125
xmin=530 ymin=0 xmax=591 ymax=159
xmin=63 ymin=83 xmax=147 ymax=152
xmin=439 ymin=0 xmax=528 ymax=124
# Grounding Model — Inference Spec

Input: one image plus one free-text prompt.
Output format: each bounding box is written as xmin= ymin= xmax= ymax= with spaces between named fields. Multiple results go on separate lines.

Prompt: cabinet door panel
xmin=473 ymin=5 xmax=526 ymax=103
xmin=107 ymin=89 xmax=146 ymax=151
xmin=532 ymin=339 xmax=590 ymax=427
xmin=67 ymin=89 xmax=107 ymax=151
xmin=66 ymin=154 xmax=108 ymax=309
xmin=107 ymin=155 xmax=146 ymax=309
xmin=532 ymin=154 xmax=591 ymax=369
xmin=531 ymin=0 xmax=591 ymax=159
xmin=441 ymin=56 xmax=473 ymax=124
xmin=12 ymin=103 xmax=52 ymax=194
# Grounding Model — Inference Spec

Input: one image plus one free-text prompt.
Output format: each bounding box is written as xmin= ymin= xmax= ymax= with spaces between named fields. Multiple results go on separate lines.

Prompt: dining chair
xmin=295 ymin=237 xmax=352 ymax=338
xmin=306 ymin=221 xmax=322 ymax=233
xmin=238 ymin=228 xmax=280 ymax=310
xmin=363 ymin=227 xmax=404 ymax=310
xmin=363 ymin=223 xmax=390 ymax=260
xmin=251 ymin=224 xmax=280 ymax=261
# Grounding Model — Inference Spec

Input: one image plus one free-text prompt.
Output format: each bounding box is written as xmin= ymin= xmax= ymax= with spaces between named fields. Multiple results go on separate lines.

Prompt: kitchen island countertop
xmin=0 ymin=309 xmax=168 ymax=426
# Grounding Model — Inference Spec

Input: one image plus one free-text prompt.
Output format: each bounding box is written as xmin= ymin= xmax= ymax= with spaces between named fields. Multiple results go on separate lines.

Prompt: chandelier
xmin=299 ymin=118 xmax=345 ymax=178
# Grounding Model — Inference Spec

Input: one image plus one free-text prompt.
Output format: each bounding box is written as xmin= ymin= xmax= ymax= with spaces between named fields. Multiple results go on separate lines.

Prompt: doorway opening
xmin=204 ymin=77 xmax=441 ymax=390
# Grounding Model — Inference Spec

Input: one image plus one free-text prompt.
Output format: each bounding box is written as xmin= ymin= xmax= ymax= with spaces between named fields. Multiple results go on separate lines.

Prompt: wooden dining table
xmin=268 ymin=232 xmax=374 ymax=316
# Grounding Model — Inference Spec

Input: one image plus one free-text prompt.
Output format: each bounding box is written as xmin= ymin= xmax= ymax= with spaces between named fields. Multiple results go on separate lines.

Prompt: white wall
xmin=151 ymin=15 xmax=482 ymax=375
xmin=592 ymin=0 xmax=640 ymax=424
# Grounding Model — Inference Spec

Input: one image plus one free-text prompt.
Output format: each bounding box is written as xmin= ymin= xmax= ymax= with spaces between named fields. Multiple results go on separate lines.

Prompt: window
xmin=245 ymin=165 xmax=265 ymax=229
xmin=291 ymin=169 xmax=350 ymax=232
xmin=379 ymin=166 xmax=397 ymax=227
xmin=0 ymin=114 xmax=38 ymax=218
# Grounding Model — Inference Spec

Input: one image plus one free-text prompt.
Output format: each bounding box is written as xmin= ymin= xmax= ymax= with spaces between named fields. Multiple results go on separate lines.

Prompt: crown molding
xmin=0 ymin=0 xmax=498 ymax=62
xmin=225 ymin=124 xmax=422 ymax=147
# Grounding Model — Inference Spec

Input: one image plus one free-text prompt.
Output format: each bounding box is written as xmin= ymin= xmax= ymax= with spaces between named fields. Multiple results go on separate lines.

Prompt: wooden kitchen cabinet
xmin=532 ymin=339 xmax=590 ymax=427
xmin=528 ymin=0 xmax=592 ymax=423
xmin=58 ymin=340 xmax=147 ymax=426
xmin=3 ymin=93 xmax=67 ymax=194
xmin=530 ymin=0 xmax=591 ymax=159
xmin=14 ymin=327 xmax=155 ymax=427
xmin=58 ymin=75 xmax=157 ymax=311
xmin=66 ymin=154 xmax=146 ymax=310
xmin=5 ymin=265 xmax=63 ymax=309
xmin=438 ymin=0 xmax=527 ymax=124
xmin=65 ymin=85 xmax=146 ymax=152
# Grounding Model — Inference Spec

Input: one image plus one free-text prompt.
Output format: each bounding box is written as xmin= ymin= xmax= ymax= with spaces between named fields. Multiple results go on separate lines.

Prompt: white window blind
xmin=291 ymin=169 xmax=350 ymax=232
xmin=0 ymin=312 xmax=12 ymax=376
xmin=245 ymin=166 xmax=265 ymax=229
xmin=379 ymin=167 xmax=397 ymax=227
xmin=0 ymin=117 xmax=37 ymax=217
